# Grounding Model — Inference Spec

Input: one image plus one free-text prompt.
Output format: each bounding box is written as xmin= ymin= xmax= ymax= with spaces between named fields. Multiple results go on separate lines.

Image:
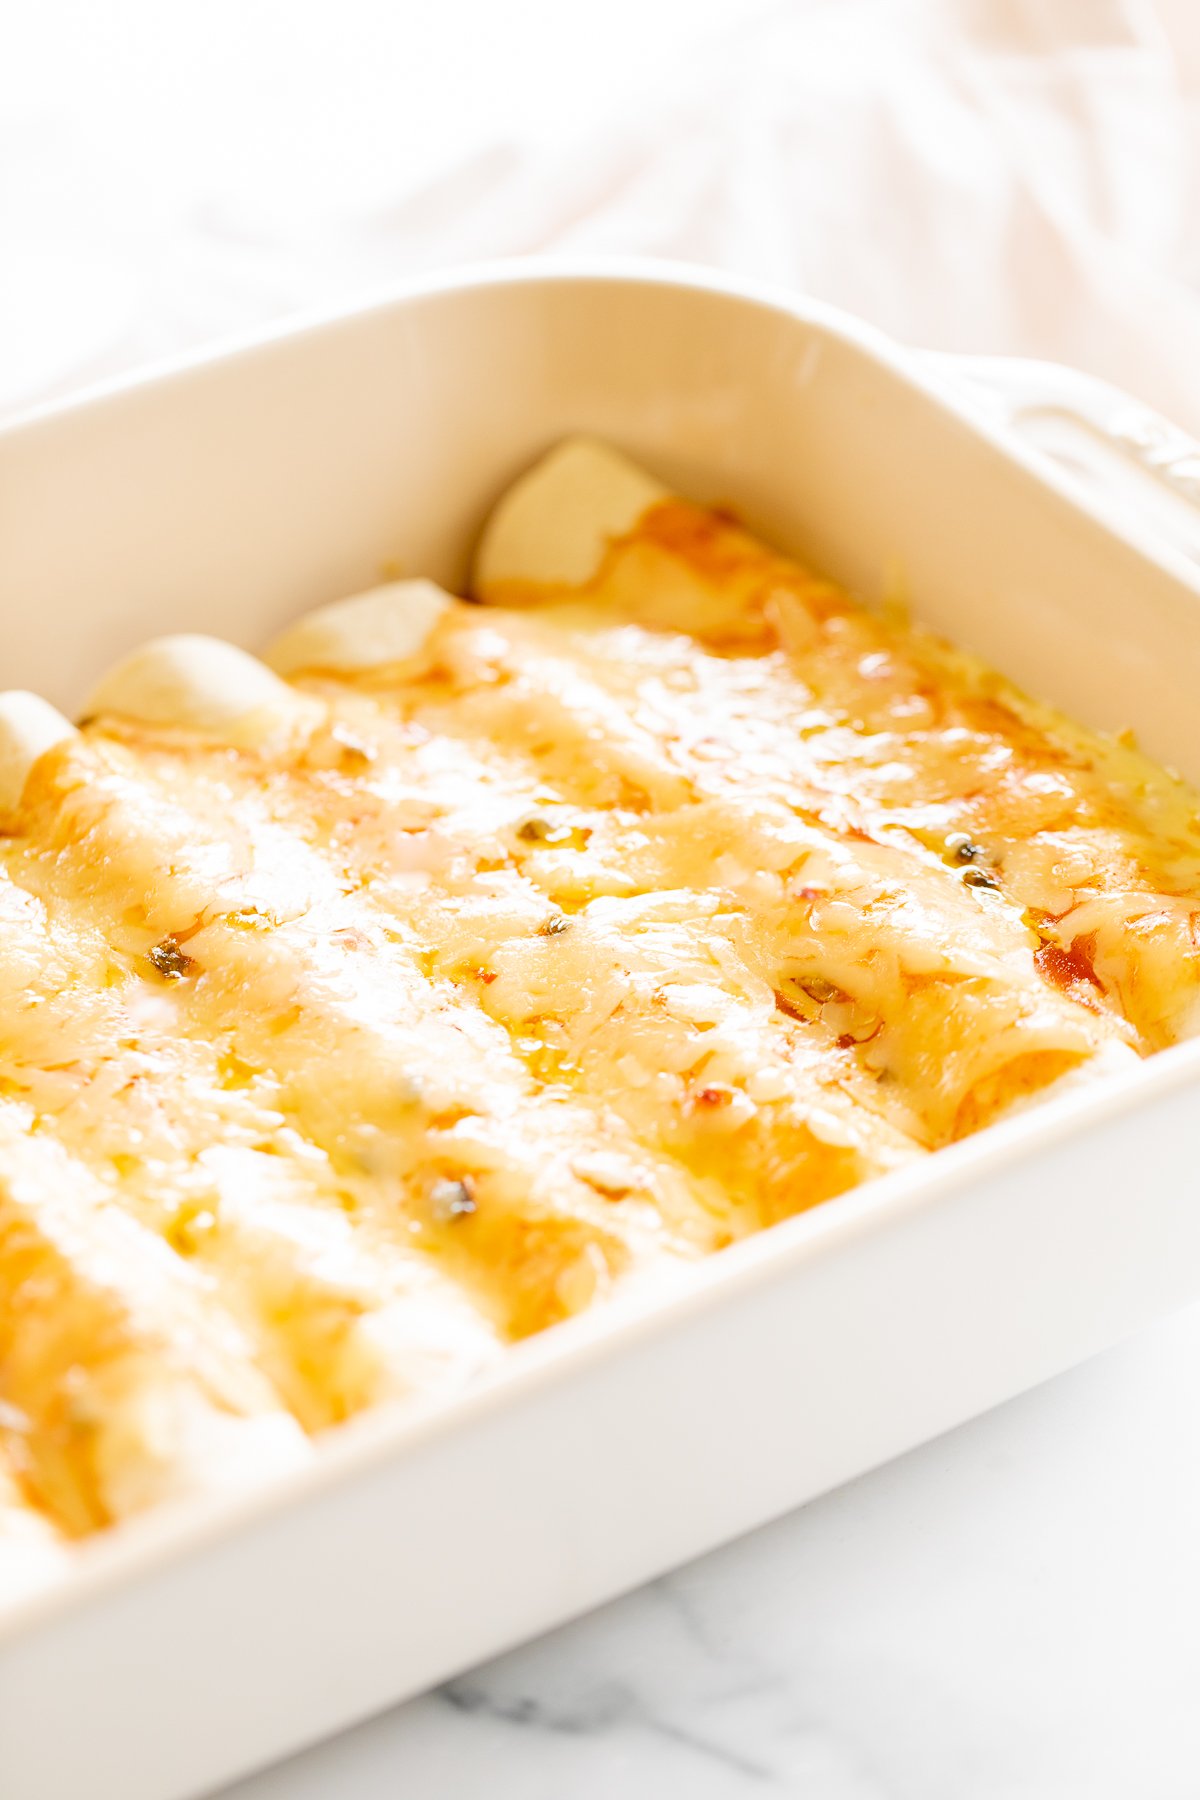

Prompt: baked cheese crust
xmin=3 ymin=438 xmax=1199 ymax=1580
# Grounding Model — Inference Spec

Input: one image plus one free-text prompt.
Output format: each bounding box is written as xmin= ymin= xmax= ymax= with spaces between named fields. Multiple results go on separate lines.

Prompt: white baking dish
xmin=4 ymin=262 xmax=1200 ymax=1800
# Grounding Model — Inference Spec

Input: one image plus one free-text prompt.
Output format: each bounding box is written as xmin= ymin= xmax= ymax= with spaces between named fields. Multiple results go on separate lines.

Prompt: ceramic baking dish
xmin=4 ymin=261 xmax=1200 ymax=1800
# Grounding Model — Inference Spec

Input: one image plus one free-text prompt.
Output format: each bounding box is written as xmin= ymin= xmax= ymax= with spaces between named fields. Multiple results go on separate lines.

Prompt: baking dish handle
xmin=925 ymin=352 xmax=1200 ymax=568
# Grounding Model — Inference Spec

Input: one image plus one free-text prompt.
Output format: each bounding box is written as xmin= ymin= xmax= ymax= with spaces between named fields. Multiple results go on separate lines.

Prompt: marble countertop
xmin=220 ymin=1300 xmax=1200 ymax=1799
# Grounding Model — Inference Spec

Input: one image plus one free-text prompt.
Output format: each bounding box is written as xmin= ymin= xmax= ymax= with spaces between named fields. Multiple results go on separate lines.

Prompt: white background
xmin=8 ymin=0 xmax=1200 ymax=424
xmin=7 ymin=4 xmax=1200 ymax=1795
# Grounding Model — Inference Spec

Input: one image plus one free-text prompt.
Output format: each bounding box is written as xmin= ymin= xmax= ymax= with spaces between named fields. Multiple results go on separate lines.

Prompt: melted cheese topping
xmin=4 ymin=441 xmax=1200 ymax=1579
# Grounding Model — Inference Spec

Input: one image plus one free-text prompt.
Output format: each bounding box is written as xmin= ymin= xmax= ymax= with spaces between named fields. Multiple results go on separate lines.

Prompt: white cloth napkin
xmin=5 ymin=0 xmax=1200 ymax=426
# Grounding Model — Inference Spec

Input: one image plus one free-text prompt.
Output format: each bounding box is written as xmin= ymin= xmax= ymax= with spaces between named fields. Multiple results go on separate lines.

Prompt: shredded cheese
xmin=3 ymin=440 xmax=1200 ymax=1573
